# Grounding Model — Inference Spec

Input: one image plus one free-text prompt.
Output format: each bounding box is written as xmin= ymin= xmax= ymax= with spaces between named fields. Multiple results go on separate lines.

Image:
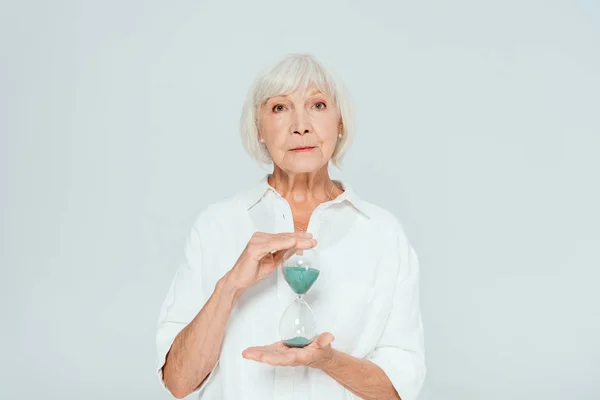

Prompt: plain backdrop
xmin=1 ymin=1 xmax=599 ymax=399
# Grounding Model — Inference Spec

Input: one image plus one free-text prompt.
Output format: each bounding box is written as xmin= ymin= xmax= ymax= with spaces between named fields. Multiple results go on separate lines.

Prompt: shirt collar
xmin=242 ymin=174 xmax=370 ymax=218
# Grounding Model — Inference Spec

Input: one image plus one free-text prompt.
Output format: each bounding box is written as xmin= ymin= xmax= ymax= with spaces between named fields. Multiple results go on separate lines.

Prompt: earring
xmin=338 ymin=133 xmax=342 ymax=138
xmin=260 ymin=137 xmax=265 ymax=143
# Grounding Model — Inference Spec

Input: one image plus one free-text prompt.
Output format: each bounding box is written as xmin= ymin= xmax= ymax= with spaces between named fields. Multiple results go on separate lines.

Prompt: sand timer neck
xmin=296 ymin=294 xmax=307 ymax=307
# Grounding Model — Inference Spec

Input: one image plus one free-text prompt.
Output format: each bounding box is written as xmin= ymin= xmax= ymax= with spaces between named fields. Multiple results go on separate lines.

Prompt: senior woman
xmin=155 ymin=53 xmax=425 ymax=400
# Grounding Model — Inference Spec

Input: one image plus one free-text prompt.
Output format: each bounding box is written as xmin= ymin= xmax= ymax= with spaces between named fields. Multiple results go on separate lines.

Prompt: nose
xmin=291 ymin=109 xmax=312 ymax=135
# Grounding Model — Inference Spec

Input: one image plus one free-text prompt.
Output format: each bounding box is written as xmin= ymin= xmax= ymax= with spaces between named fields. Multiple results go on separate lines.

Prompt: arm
xmin=366 ymin=238 xmax=426 ymax=400
xmin=156 ymin=210 xmax=316 ymax=398
xmin=313 ymin=349 xmax=401 ymax=400
xmin=317 ymin=232 xmax=426 ymax=400
xmin=156 ymin=210 xmax=241 ymax=399
xmin=161 ymin=272 xmax=241 ymax=399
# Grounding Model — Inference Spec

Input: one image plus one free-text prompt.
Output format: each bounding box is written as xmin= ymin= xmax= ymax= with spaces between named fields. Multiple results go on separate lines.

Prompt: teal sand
xmin=283 ymin=266 xmax=320 ymax=295
xmin=283 ymin=336 xmax=313 ymax=348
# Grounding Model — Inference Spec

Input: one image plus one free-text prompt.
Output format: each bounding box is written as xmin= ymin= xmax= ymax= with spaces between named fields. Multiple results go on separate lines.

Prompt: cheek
xmin=259 ymin=119 xmax=289 ymax=156
xmin=313 ymin=109 xmax=339 ymax=128
xmin=260 ymin=114 xmax=287 ymax=136
xmin=260 ymin=113 xmax=289 ymax=129
xmin=314 ymin=116 xmax=340 ymax=142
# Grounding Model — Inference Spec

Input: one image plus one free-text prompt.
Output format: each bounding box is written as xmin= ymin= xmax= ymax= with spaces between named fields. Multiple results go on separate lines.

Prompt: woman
xmin=156 ymin=53 xmax=426 ymax=400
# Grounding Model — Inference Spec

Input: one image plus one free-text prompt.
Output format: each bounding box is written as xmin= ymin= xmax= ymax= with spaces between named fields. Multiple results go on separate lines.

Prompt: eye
xmin=313 ymin=101 xmax=327 ymax=110
xmin=272 ymin=104 xmax=286 ymax=112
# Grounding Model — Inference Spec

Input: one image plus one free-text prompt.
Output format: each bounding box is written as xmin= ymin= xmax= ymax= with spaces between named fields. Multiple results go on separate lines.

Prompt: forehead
xmin=256 ymin=74 xmax=334 ymax=103
xmin=268 ymin=87 xmax=327 ymax=100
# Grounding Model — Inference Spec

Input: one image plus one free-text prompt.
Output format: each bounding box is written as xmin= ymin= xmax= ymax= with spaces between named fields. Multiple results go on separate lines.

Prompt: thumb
xmin=315 ymin=332 xmax=335 ymax=348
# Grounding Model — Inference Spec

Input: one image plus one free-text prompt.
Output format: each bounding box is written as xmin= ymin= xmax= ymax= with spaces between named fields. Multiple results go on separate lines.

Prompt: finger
xmin=271 ymin=239 xmax=318 ymax=264
xmin=242 ymin=342 xmax=282 ymax=359
xmin=275 ymin=232 xmax=313 ymax=238
xmin=292 ymin=238 xmax=318 ymax=250
xmin=252 ymin=237 xmax=297 ymax=259
xmin=242 ymin=346 xmax=271 ymax=361
xmin=249 ymin=233 xmax=311 ymax=253
xmin=314 ymin=332 xmax=335 ymax=348
xmin=269 ymin=233 xmax=313 ymax=246
xmin=254 ymin=232 xmax=313 ymax=243
xmin=258 ymin=237 xmax=317 ymax=258
xmin=251 ymin=233 xmax=313 ymax=254
xmin=241 ymin=348 xmax=261 ymax=361
xmin=243 ymin=349 xmax=282 ymax=365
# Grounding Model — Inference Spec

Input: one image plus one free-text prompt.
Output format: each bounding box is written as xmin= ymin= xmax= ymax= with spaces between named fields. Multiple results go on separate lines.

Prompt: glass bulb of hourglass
xmin=279 ymin=248 xmax=320 ymax=348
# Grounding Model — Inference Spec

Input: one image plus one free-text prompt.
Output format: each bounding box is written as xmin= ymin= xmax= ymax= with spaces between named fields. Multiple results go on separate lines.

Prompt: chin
xmin=283 ymin=161 xmax=324 ymax=174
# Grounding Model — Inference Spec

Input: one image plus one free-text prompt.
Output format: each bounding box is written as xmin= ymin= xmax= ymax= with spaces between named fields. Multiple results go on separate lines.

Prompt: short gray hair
xmin=240 ymin=53 xmax=354 ymax=168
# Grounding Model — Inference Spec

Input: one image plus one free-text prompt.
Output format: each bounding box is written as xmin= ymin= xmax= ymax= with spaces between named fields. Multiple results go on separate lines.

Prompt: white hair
xmin=240 ymin=53 xmax=354 ymax=168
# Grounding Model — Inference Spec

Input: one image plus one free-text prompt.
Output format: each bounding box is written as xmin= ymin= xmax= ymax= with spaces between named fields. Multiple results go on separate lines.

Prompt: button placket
xmin=274 ymin=201 xmax=330 ymax=398
xmin=274 ymin=198 xmax=296 ymax=399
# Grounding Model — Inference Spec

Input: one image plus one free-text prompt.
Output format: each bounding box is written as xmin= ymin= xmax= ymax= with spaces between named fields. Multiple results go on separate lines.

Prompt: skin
xmin=257 ymin=86 xmax=345 ymax=230
xmin=162 ymin=86 xmax=401 ymax=400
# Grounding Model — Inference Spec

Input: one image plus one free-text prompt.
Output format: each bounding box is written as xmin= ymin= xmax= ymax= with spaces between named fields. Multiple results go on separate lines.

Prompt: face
xmin=258 ymin=86 xmax=342 ymax=173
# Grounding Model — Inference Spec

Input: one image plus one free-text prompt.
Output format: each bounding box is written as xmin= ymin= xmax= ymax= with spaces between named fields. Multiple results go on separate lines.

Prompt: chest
xmin=218 ymin=203 xmax=397 ymax=357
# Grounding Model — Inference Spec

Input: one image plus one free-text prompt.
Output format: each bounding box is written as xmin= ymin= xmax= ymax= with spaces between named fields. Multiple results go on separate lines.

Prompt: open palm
xmin=242 ymin=332 xmax=335 ymax=368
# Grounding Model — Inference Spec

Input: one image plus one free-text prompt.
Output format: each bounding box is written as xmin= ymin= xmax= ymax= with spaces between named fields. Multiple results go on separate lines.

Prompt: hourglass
xmin=279 ymin=248 xmax=321 ymax=348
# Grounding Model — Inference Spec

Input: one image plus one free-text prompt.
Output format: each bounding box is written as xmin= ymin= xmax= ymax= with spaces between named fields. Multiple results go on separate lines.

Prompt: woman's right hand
xmin=228 ymin=232 xmax=317 ymax=292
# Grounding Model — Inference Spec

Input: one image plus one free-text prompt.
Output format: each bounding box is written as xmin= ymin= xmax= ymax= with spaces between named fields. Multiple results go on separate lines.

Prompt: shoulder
xmin=189 ymin=189 xmax=248 ymax=235
xmin=356 ymin=199 xmax=419 ymax=280
xmin=354 ymin=196 xmax=417 ymax=270
xmin=356 ymin=198 xmax=411 ymax=242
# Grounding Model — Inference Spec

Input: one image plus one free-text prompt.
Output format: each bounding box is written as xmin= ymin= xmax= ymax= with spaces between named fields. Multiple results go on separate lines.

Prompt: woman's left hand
xmin=242 ymin=332 xmax=335 ymax=368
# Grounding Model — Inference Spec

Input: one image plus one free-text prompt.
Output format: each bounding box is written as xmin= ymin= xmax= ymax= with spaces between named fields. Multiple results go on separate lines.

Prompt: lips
xmin=290 ymin=146 xmax=316 ymax=152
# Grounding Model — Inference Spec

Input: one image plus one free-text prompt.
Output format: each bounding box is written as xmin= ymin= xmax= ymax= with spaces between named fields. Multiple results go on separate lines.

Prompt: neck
xmin=268 ymin=164 xmax=335 ymax=204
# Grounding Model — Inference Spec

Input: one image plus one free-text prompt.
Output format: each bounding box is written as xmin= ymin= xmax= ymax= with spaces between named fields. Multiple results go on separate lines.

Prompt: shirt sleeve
xmin=367 ymin=227 xmax=426 ymax=400
xmin=155 ymin=211 xmax=219 ymax=396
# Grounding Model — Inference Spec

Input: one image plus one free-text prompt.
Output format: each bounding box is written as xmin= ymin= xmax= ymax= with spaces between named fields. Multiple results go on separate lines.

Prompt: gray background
xmin=1 ymin=0 xmax=599 ymax=399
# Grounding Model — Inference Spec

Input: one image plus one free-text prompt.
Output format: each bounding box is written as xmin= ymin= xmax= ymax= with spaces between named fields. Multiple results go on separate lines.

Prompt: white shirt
xmin=156 ymin=174 xmax=426 ymax=400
